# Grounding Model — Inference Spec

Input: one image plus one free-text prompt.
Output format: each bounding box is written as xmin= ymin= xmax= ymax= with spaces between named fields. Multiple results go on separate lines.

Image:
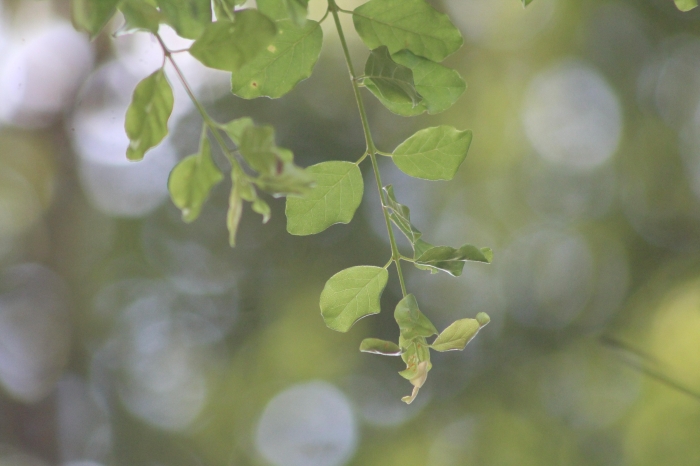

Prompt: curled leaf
xmin=359 ymin=338 xmax=402 ymax=356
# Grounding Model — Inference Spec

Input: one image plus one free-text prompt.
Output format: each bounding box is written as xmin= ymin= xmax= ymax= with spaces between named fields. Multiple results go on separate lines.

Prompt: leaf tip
xmin=476 ymin=312 xmax=490 ymax=327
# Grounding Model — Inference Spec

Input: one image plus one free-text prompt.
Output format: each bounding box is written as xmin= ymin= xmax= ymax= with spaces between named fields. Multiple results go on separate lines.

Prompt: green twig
xmin=328 ymin=0 xmax=408 ymax=297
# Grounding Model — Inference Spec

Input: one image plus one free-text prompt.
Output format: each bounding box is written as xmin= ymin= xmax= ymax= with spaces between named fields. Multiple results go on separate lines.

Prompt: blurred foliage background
xmin=0 ymin=0 xmax=700 ymax=464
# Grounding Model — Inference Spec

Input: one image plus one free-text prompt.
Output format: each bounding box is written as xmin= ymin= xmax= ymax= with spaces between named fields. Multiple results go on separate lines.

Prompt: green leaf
xmin=391 ymin=50 xmax=466 ymax=115
xmin=319 ymin=266 xmax=389 ymax=332
xmin=258 ymin=0 xmax=309 ymax=26
xmin=430 ymin=315 xmax=490 ymax=352
xmin=168 ymin=127 xmax=223 ymax=222
xmin=394 ymin=294 xmax=437 ymax=341
xmin=414 ymin=244 xmax=492 ymax=277
xmin=231 ymin=19 xmax=323 ymax=99
xmin=213 ymin=0 xmax=245 ymax=21
xmin=71 ymin=0 xmax=120 ymax=38
xmin=363 ymin=46 xmax=421 ymax=107
xmin=352 ymin=0 xmax=463 ymax=63
xmin=400 ymin=360 xmax=429 ymax=404
xmin=189 ymin=10 xmax=276 ymax=72
xmin=125 ymin=69 xmax=174 ymax=161
xmin=359 ymin=338 xmax=402 ymax=356
xmin=383 ymin=185 xmax=421 ymax=244
xmin=391 ymin=126 xmax=472 ymax=181
xmin=227 ymin=177 xmax=244 ymax=246
xmin=157 ymin=0 xmax=211 ymax=39
xmin=238 ymin=125 xmax=279 ymax=174
xmin=397 ymin=334 xmax=431 ymax=404
xmin=285 ymin=161 xmax=364 ymax=236
xmin=219 ymin=117 xmax=254 ymax=145
xmin=117 ymin=0 xmax=161 ymax=35
xmin=255 ymin=162 xmax=314 ymax=197
xmin=522 ymin=0 xmax=535 ymax=6
xmin=252 ymin=197 xmax=271 ymax=223
xmin=674 ymin=0 xmax=698 ymax=11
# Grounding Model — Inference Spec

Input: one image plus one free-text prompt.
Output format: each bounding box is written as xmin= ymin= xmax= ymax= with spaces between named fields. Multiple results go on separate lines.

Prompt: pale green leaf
xmin=125 ymin=69 xmax=174 ymax=161
xmin=157 ymin=0 xmax=211 ymax=39
xmin=320 ymin=266 xmax=389 ymax=332
xmin=168 ymin=128 xmax=223 ymax=222
xmin=674 ymin=0 xmax=698 ymax=11
xmin=414 ymin=244 xmax=492 ymax=277
xmin=359 ymin=338 xmax=402 ymax=356
xmin=117 ymin=0 xmax=161 ymax=35
xmin=71 ymin=0 xmax=120 ymax=38
xmin=430 ymin=315 xmax=490 ymax=352
xmin=258 ymin=0 xmax=309 ymax=26
xmin=189 ymin=10 xmax=276 ymax=72
xmin=213 ymin=0 xmax=245 ymax=21
xmin=398 ymin=334 xmax=430 ymax=368
xmin=400 ymin=360 xmax=428 ymax=404
xmin=285 ymin=161 xmax=364 ymax=235
xmin=231 ymin=19 xmax=322 ymax=99
xmin=227 ymin=177 xmax=244 ymax=246
xmin=522 ymin=0 xmax=535 ymax=5
xmin=363 ymin=46 xmax=421 ymax=107
xmin=219 ymin=117 xmax=254 ymax=145
xmin=255 ymin=162 xmax=314 ymax=197
xmin=238 ymin=125 xmax=278 ymax=174
xmin=252 ymin=198 xmax=271 ymax=223
xmin=383 ymin=185 xmax=421 ymax=244
xmin=394 ymin=294 xmax=437 ymax=341
xmin=392 ymin=126 xmax=472 ymax=180
xmin=353 ymin=0 xmax=463 ymax=63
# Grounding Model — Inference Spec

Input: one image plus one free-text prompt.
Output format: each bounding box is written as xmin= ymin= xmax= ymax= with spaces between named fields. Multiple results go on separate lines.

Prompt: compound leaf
xmin=394 ymin=294 xmax=437 ymax=341
xmin=360 ymin=338 xmax=403 ymax=356
xmin=430 ymin=313 xmax=490 ymax=352
xmin=320 ymin=266 xmax=389 ymax=332
xmin=71 ymin=0 xmax=120 ymax=38
xmin=231 ymin=19 xmax=323 ymax=99
xmin=392 ymin=126 xmax=472 ymax=181
xmin=168 ymin=127 xmax=223 ymax=222
xmin=285 ymin=161 xmax=364 ymax=235
xmin=157 ymin=0 xmax=211 ymax=39
xmin=364 ymin=46 xmax=421 ymax=107
xmin=125 ymin=68 xmax=174 ymax=161
xmin=189 ymin=10 xmax=276 ymax=72
xmin=353 ymin=0 xmax=463 ymax=63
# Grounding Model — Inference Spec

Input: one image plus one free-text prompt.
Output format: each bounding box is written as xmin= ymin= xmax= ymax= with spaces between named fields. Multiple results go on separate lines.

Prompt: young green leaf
xmin=353 ymin=0 xmax=463 ymax=63
xmin=674 ymin=0 xmax=698 ymax=11
xmin=227 ymin=177 xmax=244 ymax=246
xmin=363 ymin=46 xmax=422 ymax=107
xmin=359 ymin=338 xmax=402 ymax=356
xmin=238 ymin=125 xmax=279 ymax=174
xmin=319 ymin=266 xmax=389 ymax=332
xmin=400 ymin=360 xmax=428 ymax=404
xmin=157 ymin=0 xmax=211 ymax=39
xmin=258 ymin=0 xmax=309 ymax=26
xmin=125 ymin=69 xmax=174 ymax=161
xmin=383 ymin=185 xmax=421 ymax=244
xmin=71 ymin=0 xmax=120 ymax=38
xmin=285 ymin=161 xmax=364 ymax=235
xmin=430 ymin=314 xmax=490 ymax=352
xmin=392 ymin=126 xmax=472 ymax=181
xmin=255 ymin=162 xmax=315 ymax=197
xmin=397 ymin=335 xmax=431 ymax=404
xmin=189 ymin=10 xmax=276 ymax=72
xmin=117 ymin=0 xmax=161 ymax=35
xmin=391 ymin=50 xmax=466 ymax=115
xmin=219 ymin=117 xmax=254 ymax=145
xmin=394 ymin=294 xmax=438 ymax=341
xmin=414 ymin=244 xmax=492 ymax=276
xmin=231 ymin=19 xmax=323 ymax=99
xmin=168 ymin=128 xmax=223 ymax=222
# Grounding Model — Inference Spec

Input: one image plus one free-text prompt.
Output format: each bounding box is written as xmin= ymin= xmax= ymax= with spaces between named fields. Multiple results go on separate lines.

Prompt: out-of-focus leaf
xmin=213 ymin=0 xmax=245 ymax=21
xmin=258 ymin=0 xmax=309 ymax=26
xmin=255 ymin=162 xmax=314 ymax=197
xmin=320 ymin=266 xmax=389 ymax=332
xmin=238 ymin=125 xmax=279 ymax=174
xmin=363 ymin=46 xmax=422 ymax=107
xmin=71 ymin=0 xmax=120 ymax=38
xmin=227 ymin=177 xmax=244 ymax=246
xmin=125 ymin=69 xmax=174 ymax=161
xmin=414 ymin=244 xmax=492 ymax=276
xmin=117 ymin=0 xmax=161 ymax=35
xmin=285 ymin=161 xmax=364 ymax=235
xmin=430 ymin=314 xmax=490 ymax=352
xmin=674 ymin=0 xmax=698 ymax=11
xmin=219 ymin=117 xmax=254 ymax=145
xmin=359 ymin=338 xmax=402 ymax=356
xmin=353 ymin=0 xmax=463 ymax=62
xmin=392 ymin=126 xmax=472 ymax=181
xmin=157 ymin=0 xmax=211 ymax=39
xmin=394 ymin=294 xmax=437 ymax=341
xmin=189 ymin=10 xmax=276 ymax=72
xmin=252 ymin=198 xmax=271 ymax=223
xmin=400 ymin=360 xmax=429 ymax=404
xmin=522 ymin=0 xmax=535 ymax=6
xmin=168 ymin=127 xmax=223 ymax=222
xmin=231 ymin=19 xmax=322 ymax=99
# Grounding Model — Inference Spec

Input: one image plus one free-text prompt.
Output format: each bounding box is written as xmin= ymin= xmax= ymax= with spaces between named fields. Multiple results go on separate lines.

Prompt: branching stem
xmin=328 ymin=0 xmax=407 ymax=297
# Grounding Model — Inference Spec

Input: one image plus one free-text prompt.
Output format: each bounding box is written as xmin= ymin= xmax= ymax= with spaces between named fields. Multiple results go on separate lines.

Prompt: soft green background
xmin=0 ymin=0 xmax=699 ymax=465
